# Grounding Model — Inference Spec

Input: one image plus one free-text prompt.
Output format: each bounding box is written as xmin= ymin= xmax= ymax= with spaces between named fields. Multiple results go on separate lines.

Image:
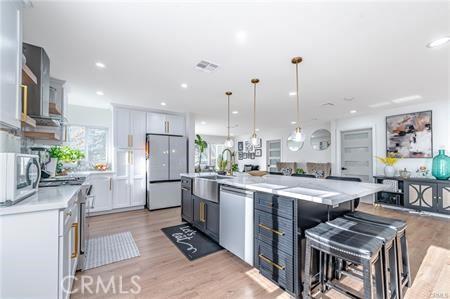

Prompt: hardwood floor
xmin=72 ymin=204 xmax=450 ymax=299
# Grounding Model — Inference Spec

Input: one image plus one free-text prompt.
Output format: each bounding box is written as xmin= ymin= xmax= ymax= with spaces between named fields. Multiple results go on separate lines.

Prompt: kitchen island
xmin=180 ymin=173 xmax=387 ymax=297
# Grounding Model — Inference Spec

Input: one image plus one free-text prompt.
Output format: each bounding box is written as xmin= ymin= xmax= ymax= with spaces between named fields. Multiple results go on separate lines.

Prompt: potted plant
xmin=49 ymin=145 xmax=85 ymax=174
xmin=376 ymin=154 xmax=399 ymax=177
xmin=194 ymin=134 xmax=208 ymax=172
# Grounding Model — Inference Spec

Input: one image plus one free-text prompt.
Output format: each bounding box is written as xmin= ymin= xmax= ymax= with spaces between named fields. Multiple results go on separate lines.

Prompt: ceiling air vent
xmin=195 ymin=60 xmax=219 ymax=72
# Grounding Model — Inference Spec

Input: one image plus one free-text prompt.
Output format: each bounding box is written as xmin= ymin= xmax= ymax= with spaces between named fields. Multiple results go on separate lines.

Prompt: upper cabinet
xmin=113 ymin=108 xmax=146 ymax=149
xmin=146 ymin=112 xmax=185 ymax=136
xmin=0 ymin=1 xmax=22 ymax=129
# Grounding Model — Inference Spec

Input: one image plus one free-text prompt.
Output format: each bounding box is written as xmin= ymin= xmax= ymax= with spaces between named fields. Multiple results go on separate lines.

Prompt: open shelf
xmin=22 ymin=64 xmax=37 ymax=85
xmin=49 ymin=102 xmax=62 ymax=115
xmin=23 ymin=131 xmax=60 ymax=141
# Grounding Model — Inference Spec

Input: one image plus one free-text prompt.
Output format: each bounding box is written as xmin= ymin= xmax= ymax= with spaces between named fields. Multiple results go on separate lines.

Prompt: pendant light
xmin=250 ymin=78 xmax=260 ymax=146
xmin=224 ymin=91 xmax=234 ymax=148
xmin=288 ymin=57 xmax=305 ymax=143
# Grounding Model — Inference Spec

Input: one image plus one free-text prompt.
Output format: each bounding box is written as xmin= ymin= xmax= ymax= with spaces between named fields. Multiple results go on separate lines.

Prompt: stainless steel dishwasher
xmin=219 ymin=185 xmax=254 ymax=266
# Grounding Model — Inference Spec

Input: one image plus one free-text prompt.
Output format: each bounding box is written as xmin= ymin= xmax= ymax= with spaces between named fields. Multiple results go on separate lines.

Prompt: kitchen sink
xmin=193 ymin=175 xmax=233 ymax=202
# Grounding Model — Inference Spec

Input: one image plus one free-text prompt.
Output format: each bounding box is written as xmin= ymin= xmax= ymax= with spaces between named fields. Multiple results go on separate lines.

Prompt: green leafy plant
xmin=232 ymin=163 xmax=239 ymax=172
xmin=295 ymin=168 xmax=305 ymax=175
xmin=49 ymin=145 xmax=85 ymax=162
xmin=195 ymin=134 xmax=208 ymax=172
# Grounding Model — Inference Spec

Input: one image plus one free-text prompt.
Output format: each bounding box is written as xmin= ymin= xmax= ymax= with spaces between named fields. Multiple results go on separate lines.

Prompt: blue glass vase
xmin=432 ymin=149 xmax=450 ymax=180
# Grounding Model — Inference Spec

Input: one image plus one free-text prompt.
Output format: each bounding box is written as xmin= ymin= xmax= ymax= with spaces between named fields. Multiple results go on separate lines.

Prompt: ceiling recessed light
xmin=160 ymin=102 xmax=167 ymax=106
xmin=235 ymin=31 xmax=247 ymax=43
xmin=350 ymin=110 xmax=357 ymax=114
xmin=95 ymin=62 xmax=106 ymax=68
xmin=180 ymin=83 xmax=188 ymax=89
xmin=232 ymin=110 xmax=239 ymax=114
xmin=369 ymin=101 xmax=391 ymax=108
xmin=391 ymin=95 xmax=422 ymax=104
xmin=200 ymin=121 xmax=206 ymax=125
xmin=96 ymin=91 xmax=104 ymax=96
xmin=291 ymin=121 xmax=297 ymax=125
xmin=427 ymin=36 xmax=450 ymax=48
xmin=255 ymin=128 xmax=260 ymax=132
xmin=289 ymin=91 xmax=297 ymax=96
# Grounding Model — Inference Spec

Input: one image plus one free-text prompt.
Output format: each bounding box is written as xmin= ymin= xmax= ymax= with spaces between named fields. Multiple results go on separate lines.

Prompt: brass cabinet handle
xmin=167 ymin=121 xmax=170 ymax=133
xmin=130 ymin=135 xmax=133 ymax=147
xmin=259 ymin=254 xmax=285 ymax=271
xmin=21 ymin=85 xmax=28 ymax=121
xmin=71 ymin=222 xmax=79 ymax=258
xmin=258 ymin=223 xmax=285 ymax=236
xmin=200 ymin=201 xmax=206 ymax=222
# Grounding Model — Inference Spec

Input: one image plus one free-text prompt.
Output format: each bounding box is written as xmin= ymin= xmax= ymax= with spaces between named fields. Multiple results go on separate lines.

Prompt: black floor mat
xmin=161 ymin=223 xmax=222 ymax=261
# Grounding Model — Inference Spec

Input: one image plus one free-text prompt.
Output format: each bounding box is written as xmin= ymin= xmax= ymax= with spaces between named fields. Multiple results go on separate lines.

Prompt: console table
xmin=374 ymin=176 xmax=450 ymax=215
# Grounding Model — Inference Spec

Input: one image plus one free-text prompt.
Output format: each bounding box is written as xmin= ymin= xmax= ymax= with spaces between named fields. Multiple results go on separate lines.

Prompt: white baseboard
xmin=89 ymin=205 xmax=145 ymax=217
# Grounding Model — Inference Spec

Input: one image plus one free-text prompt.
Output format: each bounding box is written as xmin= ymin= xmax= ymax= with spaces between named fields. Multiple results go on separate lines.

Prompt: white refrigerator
xmin=146 ymin=134 xmax=187 ymax=210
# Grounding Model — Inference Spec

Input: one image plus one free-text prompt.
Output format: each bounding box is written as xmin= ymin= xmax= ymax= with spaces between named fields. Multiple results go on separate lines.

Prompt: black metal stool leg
xmin=389 ymin=241 xmax=400 ymax=299
xmin=400 ymin=232 xmax=412 ymax=288
xmin=363 ymin=259 xmax=375 ymax=299
xmin=374 ymin=254 xmax=385 ymax=299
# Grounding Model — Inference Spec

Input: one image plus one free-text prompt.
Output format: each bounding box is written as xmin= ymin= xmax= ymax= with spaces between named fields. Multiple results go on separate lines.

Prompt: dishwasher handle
xmin=220 ymin=185 xmax=254 ymax=197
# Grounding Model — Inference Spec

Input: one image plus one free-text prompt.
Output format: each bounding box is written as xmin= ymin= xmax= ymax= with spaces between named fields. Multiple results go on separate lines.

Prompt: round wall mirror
xmin=287 ymin=136 xmax=304 ymax=151
xmin=310 ymin=129 xmax=331 ymax=151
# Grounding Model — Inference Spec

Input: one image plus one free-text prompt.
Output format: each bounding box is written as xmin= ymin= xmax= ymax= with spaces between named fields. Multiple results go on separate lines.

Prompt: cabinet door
xmin=114 ymin=108 xmax=131 ymax=149
xmin=204 ymin=201 xmax=220 ymax=241
xmin=404 ymin=182 xmax=437 ymax=212
xmin=192 ymin=196 xmax=204 ymax=229
xmin=0 ymin=1 xmax=22 ymax=129
xmin=437 ymin=183 xmax=450 ymax=215
xmin=112 ymin=178 xmax=130 ymax=208
xmin=181 ymin=188 xmax=193 ymax=223
xmin=131 ymin=110 xmax=146 ymax=149
xmin=166 ymin=114 xmax=185 ymax=136
xmin=88 ymin=176 xmax=113 ymax=213
xmin=146 ymin=112 xmax=166 ymax=134
xmin=130 ymin=150 xmax=146 ymax=206
xmin=114 ymin=149 xmax=129 ymax=178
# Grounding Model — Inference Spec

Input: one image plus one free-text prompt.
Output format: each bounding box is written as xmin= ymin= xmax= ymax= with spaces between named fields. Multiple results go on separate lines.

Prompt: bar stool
xmin=344 ymin=211 xmax=411 ymax=299
xmin=304 ymin=223 xmax=385 ymax=299
xmin=328 ymin=217 xmax=399 ymax=299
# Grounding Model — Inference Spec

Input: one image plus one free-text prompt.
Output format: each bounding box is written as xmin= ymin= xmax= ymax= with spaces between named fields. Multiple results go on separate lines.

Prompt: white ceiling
xmin=23 ymin=1 xmax=449 ymax=136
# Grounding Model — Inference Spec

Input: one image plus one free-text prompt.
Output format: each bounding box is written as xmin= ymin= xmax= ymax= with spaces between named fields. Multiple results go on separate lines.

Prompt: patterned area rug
xmin=84 ymin=231 xmax=140 ymax=270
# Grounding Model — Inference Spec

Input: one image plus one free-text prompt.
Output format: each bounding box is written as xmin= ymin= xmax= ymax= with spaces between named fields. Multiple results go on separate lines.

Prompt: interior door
xmin=148 ymin=135 xmax=169 ymax=182
xmin=169 ymin=136 xmax=187 ymax=180
xmin=340 ymin=129 xmax=373 ymax=182
xmin=266 ymin=140 xmax=281 ymax=172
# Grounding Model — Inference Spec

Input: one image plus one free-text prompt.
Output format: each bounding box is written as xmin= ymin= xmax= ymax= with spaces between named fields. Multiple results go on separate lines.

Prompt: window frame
xmin=64 ymin=123 xmax=111 ymax=166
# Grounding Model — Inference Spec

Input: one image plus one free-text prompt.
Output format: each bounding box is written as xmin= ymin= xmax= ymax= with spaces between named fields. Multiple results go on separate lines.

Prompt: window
xmin=65 ymin=125 xmax=109 ymax=167
xmin=194 ymin=143 xmax=227 ymax=170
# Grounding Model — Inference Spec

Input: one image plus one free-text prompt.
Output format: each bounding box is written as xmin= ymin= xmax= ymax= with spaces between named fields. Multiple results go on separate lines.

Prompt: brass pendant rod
xmin=225 ymin=91 xmax=232 ymax=139
xmin=251 ymin=79 xmax=259 ymax=135
xmin=295 ymin=62 xmax=300 ymax=125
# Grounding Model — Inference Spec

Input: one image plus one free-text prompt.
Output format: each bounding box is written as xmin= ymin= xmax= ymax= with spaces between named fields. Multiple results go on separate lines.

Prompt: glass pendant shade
xmin=224 ymin=137 xmax=234 ymax=148
xmin=432 ymin=149 xmax=450 ymax=180
xmin=251 ymin=133 xmax=258 ymax=146
xmin=290 ymin=127 xmax=305 ymax=142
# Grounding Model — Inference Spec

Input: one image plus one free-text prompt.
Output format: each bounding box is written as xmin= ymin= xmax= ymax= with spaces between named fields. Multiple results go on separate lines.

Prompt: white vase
xmin=384 ymin=165 xmax=395 ymax=177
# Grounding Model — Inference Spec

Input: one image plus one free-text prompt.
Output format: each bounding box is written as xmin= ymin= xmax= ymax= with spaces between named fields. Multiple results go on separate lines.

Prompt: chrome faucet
xmin=221 ymin=148 xmax=234 ymax=176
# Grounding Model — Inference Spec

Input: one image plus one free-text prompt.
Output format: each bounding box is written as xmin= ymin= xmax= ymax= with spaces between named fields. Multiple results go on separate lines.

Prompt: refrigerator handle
xmin=145 ymin=140 xmax=150 ymax=160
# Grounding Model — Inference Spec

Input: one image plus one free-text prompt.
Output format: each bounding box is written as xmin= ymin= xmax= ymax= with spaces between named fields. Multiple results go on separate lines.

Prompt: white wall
xmin=234 ymin=122 xmax=332 ymax=171
xmin=330 ymin=100 xmax=449 ymax=177
xmin=65 ymin=104 xmax=112 ymax=128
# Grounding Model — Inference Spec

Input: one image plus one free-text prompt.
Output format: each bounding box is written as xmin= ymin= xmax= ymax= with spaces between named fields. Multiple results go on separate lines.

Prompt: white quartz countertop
xmin=0 ymin=185 xmax=80 ymax=216
xmin=65 ymin=170 xmax=115 ymax=177
xmin=182 ymin=173 xmax=388 ymax=206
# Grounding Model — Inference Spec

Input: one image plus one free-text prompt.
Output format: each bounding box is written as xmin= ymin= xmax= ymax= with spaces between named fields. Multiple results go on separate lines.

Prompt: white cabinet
xmin=130 ymin=149 xmax=146 ymax=206
xmin=113 ymin=177 xmax=130 ymax=208
xmin=87 ymin=175 xmax=113 ymax=213
xmin=0 ymin=0 xmax=22 ymax=129
xmin=114 ymin=108 xmax=146 ymax=149
xmin=146 ymin=112 xmax=185 ymax=136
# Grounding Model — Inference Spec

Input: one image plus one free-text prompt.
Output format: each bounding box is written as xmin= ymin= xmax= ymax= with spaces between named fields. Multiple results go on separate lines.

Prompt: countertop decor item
xmin=250 ymin=79 xmax=260 ymax=146
xmin=288 ymin=56 xmax=306 ymax=152
xmin=224 ymin=91 xmax=234 ymax=148
xmin=49 ymin=145 xmax=85 ymax=174
xmin=248 ymin=170 xmax=267 ymax=177
xmin=399 ymin=168 xmax=411 ymax=179
xmin=386 ymin=110 xmax=432 ymax=158
xmin=376 ymin=155 xmax=399 ymax=177
xmin=432 ymin=149 xmax=450 ymax=180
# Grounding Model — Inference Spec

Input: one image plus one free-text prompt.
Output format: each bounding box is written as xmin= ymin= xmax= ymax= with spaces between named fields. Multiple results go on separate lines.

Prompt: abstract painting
xmin=386 ymin=110 xmax=432 ymax=158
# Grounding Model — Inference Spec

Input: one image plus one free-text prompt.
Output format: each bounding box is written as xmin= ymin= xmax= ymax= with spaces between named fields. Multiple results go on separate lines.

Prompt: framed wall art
xmin=386 ymin=110 xmax=432 ymax=158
